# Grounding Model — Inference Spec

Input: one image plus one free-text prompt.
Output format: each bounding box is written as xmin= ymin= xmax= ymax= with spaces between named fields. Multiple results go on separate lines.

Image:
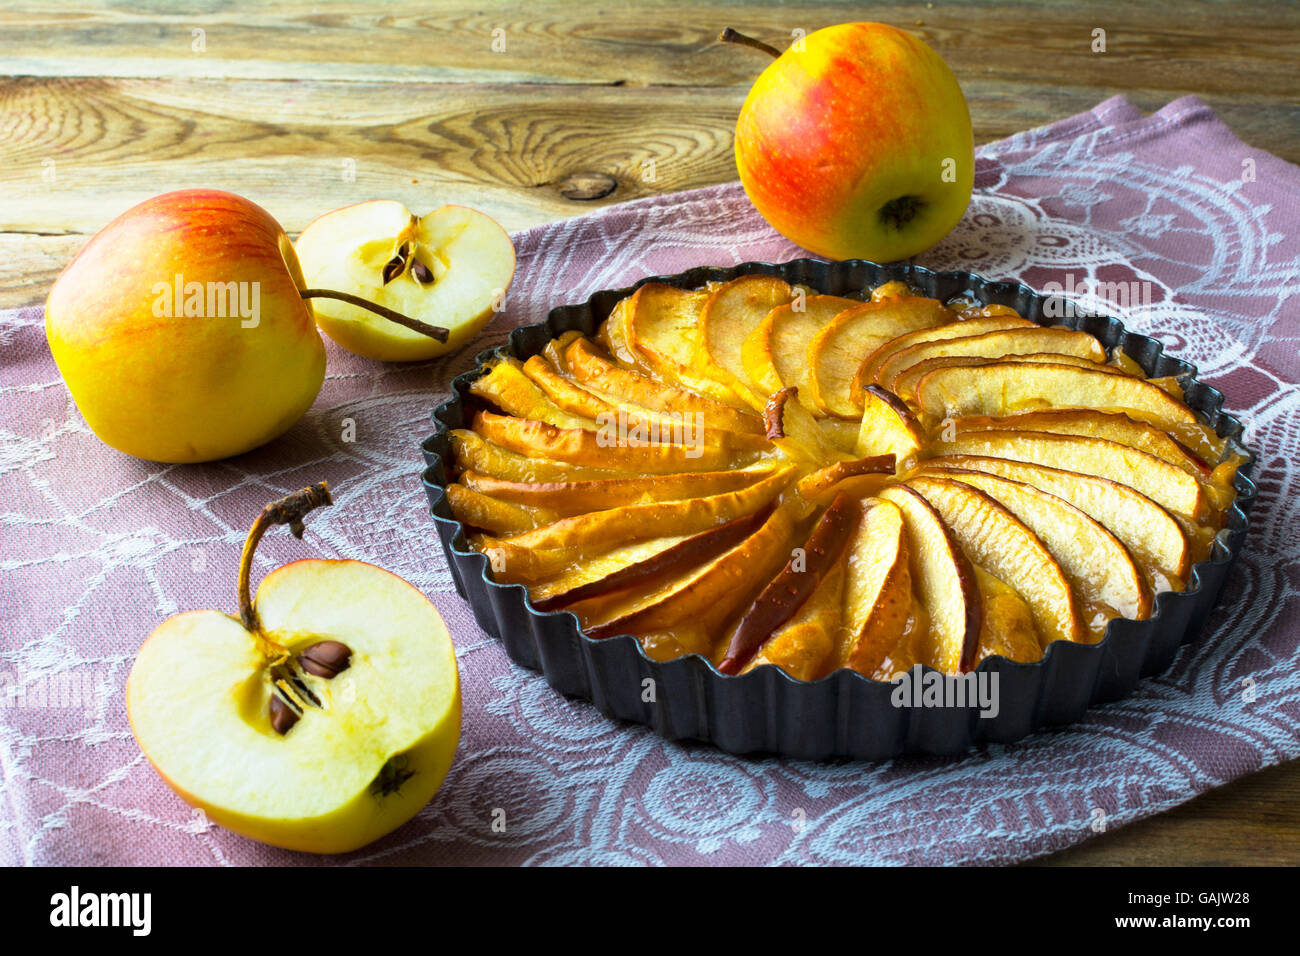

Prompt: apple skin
xmin=734 ymin=23 xmax=974 ymax=262
xmin=45 ymin=189 xmax=326 ymax=463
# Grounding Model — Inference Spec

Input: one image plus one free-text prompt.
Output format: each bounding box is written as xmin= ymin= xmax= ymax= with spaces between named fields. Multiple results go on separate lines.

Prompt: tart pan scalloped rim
xmin=419 ymin=258 xmax=1258 ymax=759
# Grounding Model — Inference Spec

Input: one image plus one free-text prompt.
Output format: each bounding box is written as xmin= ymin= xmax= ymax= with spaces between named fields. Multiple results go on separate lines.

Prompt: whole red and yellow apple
xmin=45 ymin=190 xmax=327 ymax=463
xmin=731 ymin=23 xmax=974 ymax=262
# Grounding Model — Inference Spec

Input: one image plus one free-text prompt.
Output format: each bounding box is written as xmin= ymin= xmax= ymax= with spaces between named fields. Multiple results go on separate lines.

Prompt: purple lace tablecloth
xmin=2 ymin=95 xmax=1297 ymax=866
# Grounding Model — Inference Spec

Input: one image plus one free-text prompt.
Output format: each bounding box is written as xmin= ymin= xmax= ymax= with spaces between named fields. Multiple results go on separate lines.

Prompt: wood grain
xmin=1 ymin=1 xmax=1297 ymax=865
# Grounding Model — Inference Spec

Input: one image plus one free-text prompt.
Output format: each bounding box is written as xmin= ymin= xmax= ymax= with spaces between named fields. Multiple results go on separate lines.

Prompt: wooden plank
xmin=0 ymin=1 xmax=1295 ymax=97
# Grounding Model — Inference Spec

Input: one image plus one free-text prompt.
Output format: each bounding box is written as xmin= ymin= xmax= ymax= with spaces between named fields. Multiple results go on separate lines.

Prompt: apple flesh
xmin=731 ymin=22 xmax=974 ymax=262
xmin=294 ymin=200 xmax=516 ymax=362
xmin=126 ymin=485 xmax=461 ymax=854
xmin=45 ymin=189 xmax=327 ymax=463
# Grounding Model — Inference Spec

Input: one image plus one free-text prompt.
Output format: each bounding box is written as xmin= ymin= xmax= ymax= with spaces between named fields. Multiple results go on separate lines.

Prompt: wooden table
xmin=3 ymin=1 xmax=1297 ymax=865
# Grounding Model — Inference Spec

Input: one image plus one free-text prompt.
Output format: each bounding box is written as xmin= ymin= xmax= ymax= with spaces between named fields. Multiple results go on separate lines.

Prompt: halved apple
xmin=698 ymin=275 xmax=797 ymax=410
xmin=927 ymin=454 xmax=1191 ymax=588
xmin=805 ymin=297 xmax=954 ymax=417
xmin=852 ymin=312 xmax=1035 ymax=394
xmin=874 ymin=484 xmax=981 ymax=674
xmin=904 ymin=475 xmax=1084 ymax=647
xmin=295 ymin=200 xmax=515 ymax=361
xmin=842 ymin=497 xmax=913 ymax=676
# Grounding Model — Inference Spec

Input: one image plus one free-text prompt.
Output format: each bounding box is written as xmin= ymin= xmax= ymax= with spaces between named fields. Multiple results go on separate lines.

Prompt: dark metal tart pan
xmin=419 ymin=258 xmax=1258 ymax=759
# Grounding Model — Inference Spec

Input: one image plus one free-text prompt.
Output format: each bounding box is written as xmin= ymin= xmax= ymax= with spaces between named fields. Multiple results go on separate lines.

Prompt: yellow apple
xmin=45 ymin=189 xmax=327 ymax=463
xmin=294 ymin=201 xmax=517 ymax=361
xmin=126 ymin=484 xmax=461 ymax=854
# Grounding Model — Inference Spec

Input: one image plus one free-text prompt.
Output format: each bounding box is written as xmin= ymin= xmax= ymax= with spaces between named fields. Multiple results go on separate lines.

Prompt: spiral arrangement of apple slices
xmin=444 ymin=275 xmax=1243 ymax=681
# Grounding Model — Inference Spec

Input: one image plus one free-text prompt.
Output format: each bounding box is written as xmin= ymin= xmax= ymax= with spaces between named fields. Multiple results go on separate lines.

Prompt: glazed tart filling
xmin=445 ymin=277 xmax=1242 ymax=682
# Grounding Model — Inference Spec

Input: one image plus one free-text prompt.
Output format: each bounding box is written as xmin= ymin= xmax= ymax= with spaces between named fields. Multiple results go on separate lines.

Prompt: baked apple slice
xmin=842 ymin=497 xmax=913 ymax=677
xmin=698 ymin=275 xmax=797 ymax=410
xmin=448 ymin=429 xmax=624 ymax=483
xmin=969 ymin=566 xmax=1043 ymax=666
xmin=528 ymin=510 xmax=768 ymax=611
xmin=597 ymin=296 xmax=645 ymax=367
xmin=892 ymin=353 xmax=1125 ymax=407
xmin=913 ymin=360 xmax=1199 ymax=431
xmin=874 ymin=326 xmax=1107 ymax=392
xmin=805 ymin=297 xmax=954 ymax=417
xmin=795 ymin=455 xmax=895 ymax=505
xmin=855 ymin=385 xmax=926 ymax=464
xmin=904 ymin=475 xmax=1084 ymax=647
xmin=564 ymin=337 xmax=764 ymax=433
xmin=743 ymin=295 xmax=862 ymax=400
xmin=928 ymin=454 xmax=1191 ymax=588
xmin=445 ymin=483 xmax=558 ymax=535
xmin=740 ymin=556 xmax=847 ymax=681
xmin=718 ymin=493 xmax=860 ymax=675
xmin=471 ymin=356 xmax=597 ymax=430
xmin=764 ymin=387 xmax=857 ymax=465
xmin=952 ymin=409 xmax=1211 ymax=477
xmin=930 ymin=428 xmax=1207 ymax=521
xmin=471 ymin=410 xmax=736 ymax=474
xmin=933 ymin=468 xmax=1153 ymax=627
xmin=460 ymin=462 xmax=778 ymax=516
xmin=474 ymin=466 xmax=795 ymax=583
xmin=853 ymin=313 xmax=1035 ymax=391
xmin=875 ymin=484 xmax=982 ymax=673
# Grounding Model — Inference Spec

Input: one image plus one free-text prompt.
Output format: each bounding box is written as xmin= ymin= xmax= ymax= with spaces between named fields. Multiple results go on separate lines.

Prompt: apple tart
xmin=435 ymin=270 xmax=1247 ymax=687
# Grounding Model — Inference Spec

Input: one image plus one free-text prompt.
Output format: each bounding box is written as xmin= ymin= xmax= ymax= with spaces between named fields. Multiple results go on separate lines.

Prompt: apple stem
xmin=718 ymin=27 xmax=782 ymax=58
xmin=238 ymin=482 xmax=334 ymax=653
xmin=299 ymin=289 xmax=450 ymax=343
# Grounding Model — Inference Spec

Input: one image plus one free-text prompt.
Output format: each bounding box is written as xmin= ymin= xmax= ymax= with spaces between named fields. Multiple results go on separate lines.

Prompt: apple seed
xmin=410 ymin=257 xmax=434 ymax=284
xmin=269 ymin=691 xmax=301 ymax=735
xmin=382 ymin=243 xmax=410 ymax=285
xmin=299 ymin=640 xmax=353 ymax=679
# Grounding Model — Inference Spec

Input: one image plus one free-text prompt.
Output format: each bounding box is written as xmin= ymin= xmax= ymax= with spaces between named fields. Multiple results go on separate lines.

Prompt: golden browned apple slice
xmin=855 ymin=385 xmax=926 ymax=464
xmin=913 ymin=360 xmax=1199 ymax=432
xmin=743 ymin=295 xmax=862 ymax=399
xmin=577 ymin=496 xmax=808 ymax=650
xmin=448 ymin=429 xmax=625 ymax=482
xmin=875 ymin=326 xmax=1107 ymax=392
xmin=597 ymin=296 xmax=644 ymax=368
xmin=764 ymin=387 xmax=856 ymax=465
xmin=852 ymin=313 xmax=1035 ymax=394
xmin=520 ymin=353 xmax=769 ymax=454
xmin=474 ymin=466 xmax=794 ymax=584
xmin=805 ymin=297 xmax=955 ymax=417
xmin=445 ymin=483 xmax=559 ymax=535
xmin=470 ymin=356 xmax=598 ymax=430
xmin=528 ymin=510 xmax=768 ymax=611
xmin=932 ymin=468 xmax=1153 ymax=627
xmin=874 ymin=484 xmax=982 ymax=674
xmin=928 ymin=428 xmax=1207 ymax=520
xmin=953 ymin=409 xmax=1211 ymax=477
xmin=461 ymin=462 xmax=776 ymax=516
xmin=622 ymin=282 xmax=748 ymax=405
xmin=472 ymin=410 xmax=736 ymax=474
xmin=892 ymin=353 xmax=1125 ymax=407
xmin=718 ymin=494 xmax=860 ymax=674
xmin=904 ymin=475 xmax=1084 ymax=648
xmin=969 ymin=566 xmax=1043 ymax=666
xmin=740 ymin=555 xmax=847 ymax=681
xmin=927 ymin=454 xmax=1191 ymax=588
xmin=564 ymin=336 xmax=764 ymax=433
xmin=795 ymin=455 xmax=895 ymax=505
xmin=841 ymin=497 xmax=913 ymax=677
xmin=956 ymin=303 xmax=1028 ymax=320
xmin=698 ymin=275 xmax=797 ymax=410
